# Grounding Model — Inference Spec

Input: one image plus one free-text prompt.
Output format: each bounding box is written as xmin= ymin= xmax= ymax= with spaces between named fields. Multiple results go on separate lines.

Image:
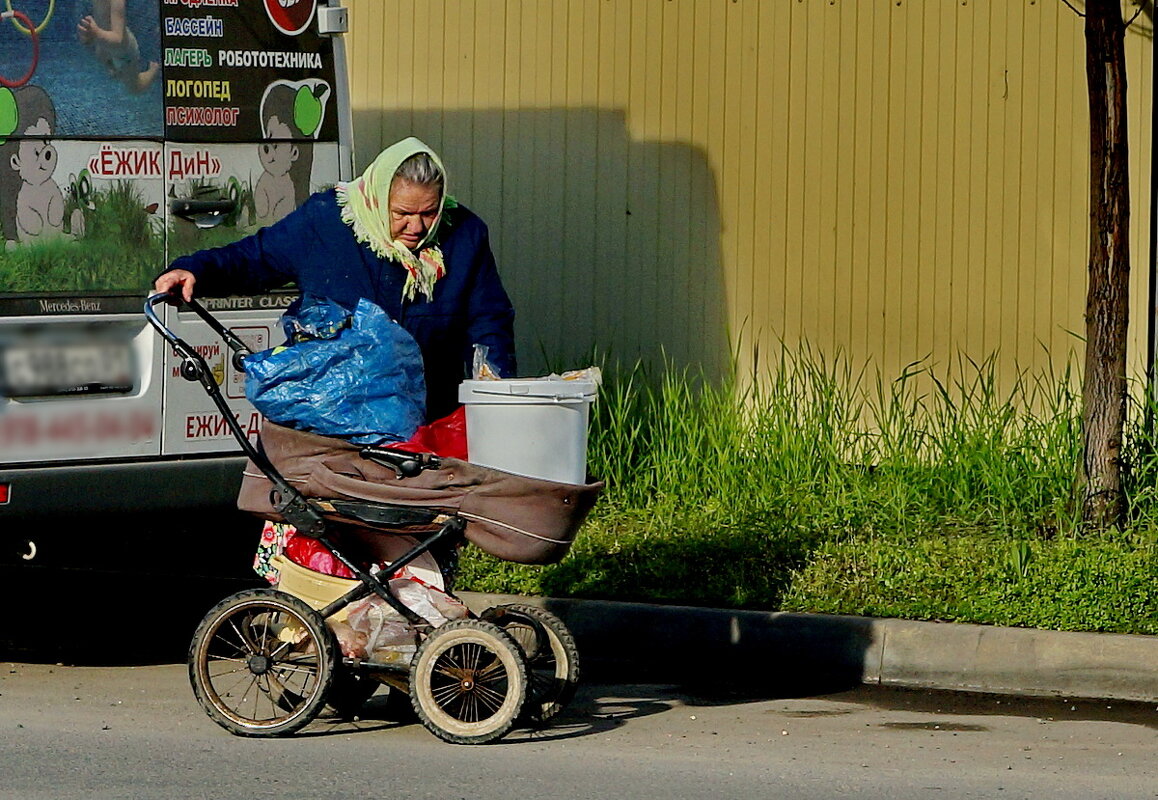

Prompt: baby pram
xmin=145 ymin=293 xmax=603 ymax=744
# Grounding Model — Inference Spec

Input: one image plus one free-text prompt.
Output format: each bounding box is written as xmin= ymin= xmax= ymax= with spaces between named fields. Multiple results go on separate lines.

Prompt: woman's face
xmin=388 ymin=178 xmax=440 ymax=249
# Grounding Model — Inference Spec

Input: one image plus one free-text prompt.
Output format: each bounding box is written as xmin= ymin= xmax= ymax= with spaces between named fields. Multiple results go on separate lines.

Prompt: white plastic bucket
xmin=458 ymin=377 xmax=598 ymax=484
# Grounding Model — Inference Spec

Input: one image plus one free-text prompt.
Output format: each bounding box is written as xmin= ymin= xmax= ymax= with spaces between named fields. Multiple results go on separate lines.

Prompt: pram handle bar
xmin=146 ymin=291 xmax=254 ymax=371
xmin=144 ymin=291 xmax=328 ymax=536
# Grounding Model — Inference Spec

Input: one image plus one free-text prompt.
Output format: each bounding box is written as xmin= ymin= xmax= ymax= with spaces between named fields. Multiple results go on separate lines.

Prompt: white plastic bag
xmin=344 ymin=574 xmax=469 ymax=663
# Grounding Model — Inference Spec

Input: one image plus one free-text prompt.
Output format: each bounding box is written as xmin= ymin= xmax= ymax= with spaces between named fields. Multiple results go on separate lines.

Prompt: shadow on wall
xmin=352 ymin=108 xmax=731 ymax=382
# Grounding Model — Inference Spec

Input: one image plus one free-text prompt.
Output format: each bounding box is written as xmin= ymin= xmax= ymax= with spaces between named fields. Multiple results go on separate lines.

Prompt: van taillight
xmin=0 ymin=484 xmax=8 ymax=504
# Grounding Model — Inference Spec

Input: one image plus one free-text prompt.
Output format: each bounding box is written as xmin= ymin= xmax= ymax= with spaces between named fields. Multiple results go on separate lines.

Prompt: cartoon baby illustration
xmin=255 ymin=81 xmax=328 ymax=225
xmin=0 ymin=86 xmax=84 ymax=244
xmin=77 ymin=0 xmax=160 ymax=95
xmin=254 ymin=114 xmax=299 ymax=225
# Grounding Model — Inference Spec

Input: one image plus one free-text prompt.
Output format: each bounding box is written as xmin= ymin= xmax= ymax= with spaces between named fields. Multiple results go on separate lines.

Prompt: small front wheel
xmin=409 ymin=619 xmax=527 ymax=744
xmin=188 ymin=589 xmax=336 ymax=737
xmin=481 ymin=604 xmax=580 ymax=724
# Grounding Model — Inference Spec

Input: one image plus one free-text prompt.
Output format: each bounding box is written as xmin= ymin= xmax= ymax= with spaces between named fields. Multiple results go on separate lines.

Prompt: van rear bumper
xmin=0 ymin=456 xmax=262 ymax=576
xmin=0 ymin=455 xmax=248 ymax=516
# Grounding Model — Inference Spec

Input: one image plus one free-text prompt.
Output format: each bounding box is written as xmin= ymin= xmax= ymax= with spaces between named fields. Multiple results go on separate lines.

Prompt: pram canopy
xmin=239 ymin=420 xmax=603 ymax=565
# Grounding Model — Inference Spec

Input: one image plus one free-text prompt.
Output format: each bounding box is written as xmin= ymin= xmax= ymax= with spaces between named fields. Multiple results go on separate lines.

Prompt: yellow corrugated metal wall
xmin=343 ymin=0 xmax=1153 ymax=389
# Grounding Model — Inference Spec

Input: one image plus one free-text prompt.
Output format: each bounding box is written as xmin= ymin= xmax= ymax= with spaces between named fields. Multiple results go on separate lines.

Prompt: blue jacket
xmin=168 ymin=189 xmax=516 ymax=420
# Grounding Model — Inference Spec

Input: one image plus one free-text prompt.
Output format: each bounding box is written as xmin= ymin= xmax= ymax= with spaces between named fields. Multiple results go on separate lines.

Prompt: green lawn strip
xmin=457 ymin=346 xmax=1158 ymax=636
xmin=781 ymin=530 xmax=1158 ymax=634
xmin=459 ymin=502 xmax=1158 ymax=635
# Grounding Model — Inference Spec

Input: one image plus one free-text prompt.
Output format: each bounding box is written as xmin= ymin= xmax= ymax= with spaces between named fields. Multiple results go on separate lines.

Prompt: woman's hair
xmin=393 ymin=152 xmax=443 ymax=190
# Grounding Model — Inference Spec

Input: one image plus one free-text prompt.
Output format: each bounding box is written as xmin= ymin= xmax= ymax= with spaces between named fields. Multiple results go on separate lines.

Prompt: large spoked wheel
xmin=481 ymin=604 xmax=580 ymax=724
xmin=409 ymin=619 xmax=527 ymax=744
xmin=188 ymin=589 xmax=336 ymax=737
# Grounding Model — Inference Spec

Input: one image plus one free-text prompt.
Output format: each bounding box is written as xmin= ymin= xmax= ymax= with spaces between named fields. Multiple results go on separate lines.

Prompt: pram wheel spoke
xmin=188 ymin=589 xmax=336 ymax=737
xmin=481 ymin=604 xmax=580 ymax=724
xmin=409 ymin=620 xmax=527 ymax=745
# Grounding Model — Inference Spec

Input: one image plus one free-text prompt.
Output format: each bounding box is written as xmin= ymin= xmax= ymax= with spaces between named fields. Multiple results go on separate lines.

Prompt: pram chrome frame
xmin=146 ymin=292 xmax=456 ymax=633
xmin=145 ymin=292 xmax=583 ymax=744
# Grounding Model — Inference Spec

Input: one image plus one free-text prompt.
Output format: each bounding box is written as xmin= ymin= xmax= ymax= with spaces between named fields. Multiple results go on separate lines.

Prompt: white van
xmin=0 ymin=1 xmax=352 ymax=579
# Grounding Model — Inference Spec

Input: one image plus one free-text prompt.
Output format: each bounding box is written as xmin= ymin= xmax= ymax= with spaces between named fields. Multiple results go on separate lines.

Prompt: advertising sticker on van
xmin=163 ymin=0 xmax=337 ymax=143
xmin=0 ymin=1 xmax=340 ymax=311
xmin=0 ymin=0 xmax=350 ymax=474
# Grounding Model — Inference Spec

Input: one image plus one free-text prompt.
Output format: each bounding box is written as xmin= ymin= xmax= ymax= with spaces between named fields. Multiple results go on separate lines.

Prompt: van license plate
xmin=1 ymin=343 xmax=135 ymax=397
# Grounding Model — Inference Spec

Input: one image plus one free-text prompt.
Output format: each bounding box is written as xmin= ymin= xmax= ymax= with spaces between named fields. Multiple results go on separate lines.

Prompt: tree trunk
xmin=1081 ymin=0 xmax=1131 ymax=529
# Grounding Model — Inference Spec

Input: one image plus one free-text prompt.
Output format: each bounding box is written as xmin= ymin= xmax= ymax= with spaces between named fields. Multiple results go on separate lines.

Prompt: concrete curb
xmin=461 ymin=593 xmax=1158 ymax=704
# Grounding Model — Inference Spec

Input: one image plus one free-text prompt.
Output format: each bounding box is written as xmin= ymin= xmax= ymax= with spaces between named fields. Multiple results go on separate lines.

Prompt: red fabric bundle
xmin=284 ymin=530 xmax=355 ymax=578
xmin=389 ymin=406 xmax=468 ymax=460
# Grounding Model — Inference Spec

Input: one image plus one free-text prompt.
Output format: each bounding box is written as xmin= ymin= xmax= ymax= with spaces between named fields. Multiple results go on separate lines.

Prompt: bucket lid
xmin=459 ymin=378 xmax=598 ymax=403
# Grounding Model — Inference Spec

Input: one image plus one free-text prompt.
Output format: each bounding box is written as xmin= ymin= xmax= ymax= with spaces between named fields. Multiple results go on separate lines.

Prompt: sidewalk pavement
xmin=461 ymin=592 xmax=1158 ymax=705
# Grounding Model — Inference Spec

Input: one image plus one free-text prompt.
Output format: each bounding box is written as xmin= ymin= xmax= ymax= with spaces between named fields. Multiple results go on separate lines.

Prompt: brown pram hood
xmin=238 ymin=420 xmax=603 ymax=565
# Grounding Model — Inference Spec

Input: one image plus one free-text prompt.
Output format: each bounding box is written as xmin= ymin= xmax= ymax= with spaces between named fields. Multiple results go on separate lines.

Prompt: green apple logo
xmin=294 ymin=85 xmax=324 ymax=138
xmin=0 ymin=88 xmax=17 ymax=145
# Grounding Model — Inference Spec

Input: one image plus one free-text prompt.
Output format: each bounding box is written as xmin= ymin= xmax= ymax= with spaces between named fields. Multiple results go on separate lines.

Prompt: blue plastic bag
xmin=244 ymin=296 xmax=426 ymax=445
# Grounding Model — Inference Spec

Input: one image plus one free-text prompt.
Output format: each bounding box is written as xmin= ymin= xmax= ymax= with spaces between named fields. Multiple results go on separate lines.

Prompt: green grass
xmin=783 ymin=528 xmax=1158 ymax=634
xmin=457 ymin=345 xmax=1158 ymax=635
xmin=0 ymin=178 xmax=256 ymax=295
xmin=0 ymin=181 xmax=164 ymax=293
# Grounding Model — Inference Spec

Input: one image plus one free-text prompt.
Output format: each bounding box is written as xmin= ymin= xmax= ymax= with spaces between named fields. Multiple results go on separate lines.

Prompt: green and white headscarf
xmin=336 ymin=137 xmax=451 ymax=302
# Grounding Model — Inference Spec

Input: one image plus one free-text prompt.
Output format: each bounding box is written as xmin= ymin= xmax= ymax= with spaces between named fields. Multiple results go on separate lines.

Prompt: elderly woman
xmin=154 ymin=136 xmax=516 ymax=421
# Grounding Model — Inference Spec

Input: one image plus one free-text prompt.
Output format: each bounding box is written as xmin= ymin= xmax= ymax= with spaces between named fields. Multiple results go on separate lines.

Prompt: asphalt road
xmin=2 ymin=660 xmax=1157 ymax=800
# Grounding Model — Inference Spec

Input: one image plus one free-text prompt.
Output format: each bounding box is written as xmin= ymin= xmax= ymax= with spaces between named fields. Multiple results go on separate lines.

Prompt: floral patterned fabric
xmin=252 ymin=520 xmax=292 ymax=584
